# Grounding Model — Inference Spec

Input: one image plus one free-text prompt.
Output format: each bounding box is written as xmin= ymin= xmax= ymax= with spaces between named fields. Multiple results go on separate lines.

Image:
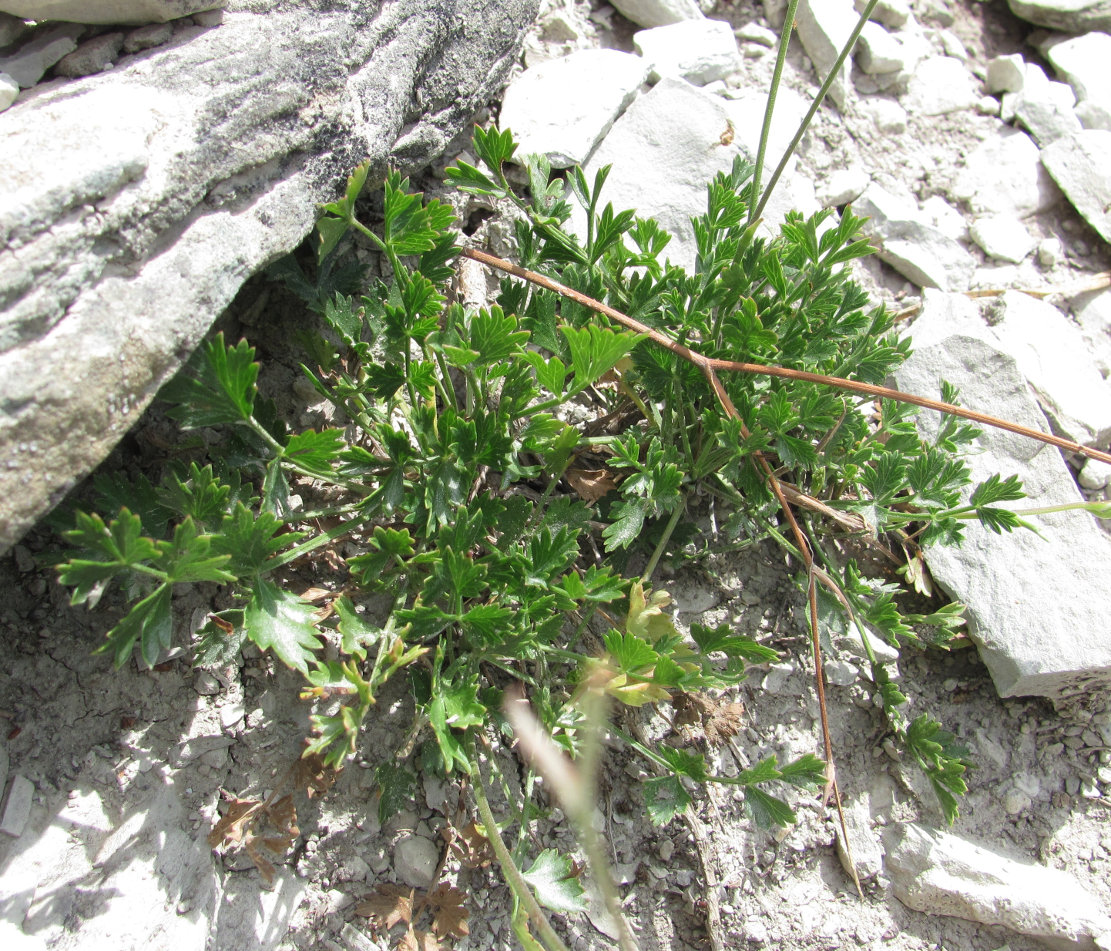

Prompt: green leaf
xmin=316 ymin=216 xmax=350 ymax=263
xmin=779 ymin=753 xmax=826 ymax=788
xmin=214 ymin=504 xmax=303 ymax=575
xmin=602 ymin=499 xmax=647 ymax=552
xmin=375 ymin=761 xmax=417 ymax=826
xmin=334 ymin=596 xmax=383 ymax=661
xmin=644 ymin=774 xmax=691 ymax=826
xmin=521 ymin=850 xmax=588 ymax=915
xmin=561 ymin=324 xmax=640 ymax=393
xmin=603 ymin=629 xmax=658 ymax=672
xmin=243 ymin=578 xmax=323 ymax=675
xmin=162 ymin=333 xmax=258 ymax=428
xmin=283 ymin=429 xmax=345 ymax=477
xmin=59 ymin=509 xmax=158 ymax=604
xmin=657 ymin=745 xmax=708 ymax=781
xmin=473 ymin=125 xmax=518 ymax=171
xmin=156 ymin=518 xmax=236 ymax=584
xmin=690 ymin=623 xmax=779 ymax=663
xmin=736 ymin=754 xmax=781 ymax=785
xmin=95 ymin=583 xmax=173 ymax=669
xmin=743 ymin=786 xmax=796 ymax=829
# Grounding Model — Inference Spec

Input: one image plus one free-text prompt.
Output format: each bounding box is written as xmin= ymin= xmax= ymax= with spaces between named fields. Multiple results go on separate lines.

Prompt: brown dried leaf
xmin=293 ymin=752 xmax=340 ymax=798
xmin=354 ymin=884 xmax=415 ymax=930
xmin=399 ymin=928 xmax=441 ymax=951
xmin=426 ymin=883 xmax=470 ymax=939
xmin=445 ymin=822 xmax=493 ymax=870
xmin=207 ymin=797 xmax=262 ymax=848
xmin=704 ymin=701 xmax=745 ymax=746
xmin=672 ymin=692 xmax=744 ymax=745
xmin=565 ymin=468 xmax=618 ymax=504
xmin=265 ymin=794 xmax=299 ymax=836
xmin=244 ymin=832 xmax=277 ymax=884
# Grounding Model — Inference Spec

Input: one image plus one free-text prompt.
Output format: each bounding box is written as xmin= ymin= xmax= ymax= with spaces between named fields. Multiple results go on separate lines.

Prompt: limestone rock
xmin=0 ymin=1 xmax=222 ymax=24
xmin=499 ymin=49 xmax=649 ymax=168
xmin=855 ymin=0 xmax=911 ymax=29
xmin=607 ymin=0 xmax=703 ymax=29
xmin=54 ymin=31 xmax=125 ymax=77
xmin=796 ymin=0 xmax=858 ymax=109
xmin=969 ymin=214 xmax=1035 ymax=263
xmin=986 ymin=52 xmax=1026 ymax=94
xmin=855 ymin=21 xmax=906 ymax=74
xmin=903 ymin=56 xmax=978 ymax=115
xmin=394 ymin=834 xmax=439 ymax=888
xmin=894 ymin=293 xmax=1111 ymax=699
xmin=0 ymin=71 xmax=15 ymax=111
xmin=884 ymin=822 xmax=1111 ymax=948
xmin=122 ymin=22 xmax=175 ymax=53
xmin=1006 ymin=0 xmax=1111 ymax=32
xmin=1041 ymin=129 xmax=1111 ymax=243
xmin=633 ymin=17 xmax=740 ymax=85
xmin=1006 ymin=62 xmax=1081 ymax=145
xmin=952 ymin=126 xmax=1059 ymax=217
xmin=1075 ymin=287 xmax=1111 ymax=377
xmin=0 ymin=0 xmax=539 ymax=554
xmin=0 ymin=22 xmax=83 ymax=87
xmin=0 ymin=11 xmax=26 ymax=47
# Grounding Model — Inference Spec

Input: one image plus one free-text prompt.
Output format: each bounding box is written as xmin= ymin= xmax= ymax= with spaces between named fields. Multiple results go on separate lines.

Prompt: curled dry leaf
xmin=565 ymin=468 xmax=619 ymax=504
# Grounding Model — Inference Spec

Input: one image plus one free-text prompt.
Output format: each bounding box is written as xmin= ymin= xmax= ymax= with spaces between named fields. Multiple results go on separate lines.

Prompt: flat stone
xmin=1007 ymin=63 xmax=1081 ymax=145
xmin=736 ymin=22 xmax=777 ymax=46
xmin=0 ymin=22 xmax=83 ymax=87
xmin=835 ymin=798 xmax=883 ymax=881
xmin=123 ymin=22 xmax=175 ymax=53
xmin=1006 ymin=0 xmax=1111 ymax=32
xmin=1077 ymin=98 xmax=1111 ymax=130
xmin=633 ymin=17 xmax=740 ymax=85
xmin=986 ymin=52 xmax=1026 ymax=94
xmin=884 ymin=822 xmax=1111 ymax=946
xmin=0 ymin=1 xmax=222 ymax=24
xmin=1040 ymin=31 xmax=1111 ymax=108
xmin=855 ymin=183 xmax=974 ymax=290
xmin=856 ymin=21 xmax=907 ymax=74
xmin=1079 ymin=457 xmax=1111 ymax=489
xmin=499 ymin=49 xmax=649 ymax=168
xmin=952 ymin=127 xmax=1059 ymax=217
xmin=394 ymin=833 xmax=439 ymax=888
xmin=895 ymin=293 xmax=1111 ymax=698
xmin=1074 ymin=287 xmax=1111 ymax=377
xmin=969 ymin=215 xmax=1036 ymax=263
xmin=607 ymin=0 xmax=703 ymax=29
xmin=54 ymin=31 xmax=125 ymax=78
xmin=0 ymin=774 xmax=34 ymax=837
xmin=796 ymin=0 xmax=857 ymax=109
xmin=817 ymin=167 xmax=869 ymax=207
xmin=1041 ymin=129 xmax=1111 ymax=243
xmin=861 ymin=96 xmax=908 ymax=132
xmin=903 ymin=56 xmax=978 ymax=115
xmin=855 ymin=0 xmax=911 ymax=29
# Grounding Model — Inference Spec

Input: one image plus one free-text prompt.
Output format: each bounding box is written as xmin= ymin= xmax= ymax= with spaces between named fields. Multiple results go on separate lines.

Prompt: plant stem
xmin=641 ymin=502 xmax=685 ymax=584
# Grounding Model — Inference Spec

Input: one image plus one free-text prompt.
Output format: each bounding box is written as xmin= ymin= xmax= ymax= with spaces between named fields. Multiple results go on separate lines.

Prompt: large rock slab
xmin=1006 ymin=0 xmax=1111 ymax=32
xmin=795 ymin=0 xmax=857 ymax=109
xmin=0 ymin=0 xmax=539 ymax=555
xmin=0 ymin=1 xmax=221 ymax=22
xmin=894 ymin=292 xmax=1111 ymax=699
xmin=1041 ymin=129 xmax=1111 ymax=243
xmin=499 ymin=49 xmax=648 ymax=168
xmin=884 ymin=822 xmax=1111 ymax=949
xmin=952 ymin=126 xmax=1059 ymax=218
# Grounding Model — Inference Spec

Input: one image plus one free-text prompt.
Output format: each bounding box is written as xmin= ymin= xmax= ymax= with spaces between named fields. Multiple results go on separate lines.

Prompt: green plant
xmin=52 ymin=10 xmax=1111 ymax=948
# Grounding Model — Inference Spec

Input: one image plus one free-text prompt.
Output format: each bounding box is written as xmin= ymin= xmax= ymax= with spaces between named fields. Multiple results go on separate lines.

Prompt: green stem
xmin=754 ymin=0 xmax=880 ymax=221
xmin=469 ymin=737 xmax=571 ymax=951
xmin=748 ymin=0 xmax=800 ymax=226
xmin=641 ymin=502 xmax=685 ymax=585
xmin=262 ymin=515 xmax=370 ymax=571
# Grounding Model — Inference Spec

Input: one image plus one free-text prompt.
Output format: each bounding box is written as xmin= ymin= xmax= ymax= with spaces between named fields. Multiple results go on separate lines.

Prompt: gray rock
xmin=0 ymin=773 xmax=33 ymax=837
xmin=855 ymin=21 xmax=906 ymax=74
xmin=1041 ymin=32 xmax=1111 ymax=130
xmin=0 ymin=0 xmax=539 ymax=555
xmin=394 ymin=833 xmax=439 ymax=888
xmin=895 ymin=294 xmax=1111 ymax=699
xmin=855 ymin=183 xmax=974 ymax=291
xmin=0 ymin=70 xmax=15 ymax=111
xmin=952 ymin=127 xmax=1059 ymax=217
xmin=735 ymin=22 xmax=777 ymax=47
xmin=1041 ymin=129 xmax=1111 ymax=244
xmin=54 ymin=31 xmax=124 ymax=77
xmin=986 ymin=52 xmax=1026 ymax=94
xmin=1078 ymin=457 xmax=1111 ymax=489
xmin=1077 ymin=98 xmax=1111 ymax=130
xmin=835 ymin=798 xmax=883 ymax=881
xmin=969 ymin=215 xmax=1035 ymax=263
xmin=855 ymin=0 xmax=911 ymax=29
xmin=795 ymin=0 xmax=858 ymax=109
xmin=884 ymin=822 xmax=1111 ymax=947
xmin=861 ymin=96 xmax=908 ymax=132
xmin=903 ymin=55 xmax=978 ymax=115
xmin=1007 ymin=62 xmax=1082 ymax=145
xmin=0 ymin=21 xmax=83 ymax=87
xmin=0 ymin=1 xmax=221 ymax=24
xmin=499 ymin=49 xmax=648 ymax=168
xmin=123 ymin=22 xmax=175 ymax=52
xmin=608 ymin=0 xmax=703 ymax=28
xmin=633 ymin=17 xmax=740 ymax=85
xmin=1006 ymin=0 xmax=1111 ymax=32
xmin=817 ymin=167 xmax=869 ymax=207
xmin=0 ymin=11 xmax=26 ymax=47
xmin=1075 ymin=288 xmax=1111 ymax=377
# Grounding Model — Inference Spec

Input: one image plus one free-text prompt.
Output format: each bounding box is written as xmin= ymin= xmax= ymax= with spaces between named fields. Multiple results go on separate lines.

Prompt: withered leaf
xmin=398 ymin=928 xmax=441 ymax=951
xmin=427 ymin=883 xmax=470 ymax=939
xmin=704 ymin=701 xmax=745 ymax=745
xmin=265 ymin=794 xmax=299 ymax=836
xmin=244 ymin=832 xmax=277 ymax=884
xmin=354 ymin=883 xmax=415 ymax=930
xmin=445 ymin=821 xmax=493 ymax=869
xmin=565 ymin=468 xmax=618 ymax=504
xmin=293 ymin=752 xmax=340 ymax=798
xmin=208 ymin=796 xmax=262 ymax=848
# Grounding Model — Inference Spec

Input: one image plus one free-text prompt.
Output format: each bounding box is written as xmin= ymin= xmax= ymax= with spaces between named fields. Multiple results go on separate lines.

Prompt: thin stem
xmin=469 ymin=736 xmax=571 ymax=951
xmin=754 ymin=0 xmax=880 ymax=221
xmin=641 ymin=503 xmax=685 ymax=585
xmin=748 ymin=0 xmax=801 ymax=227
